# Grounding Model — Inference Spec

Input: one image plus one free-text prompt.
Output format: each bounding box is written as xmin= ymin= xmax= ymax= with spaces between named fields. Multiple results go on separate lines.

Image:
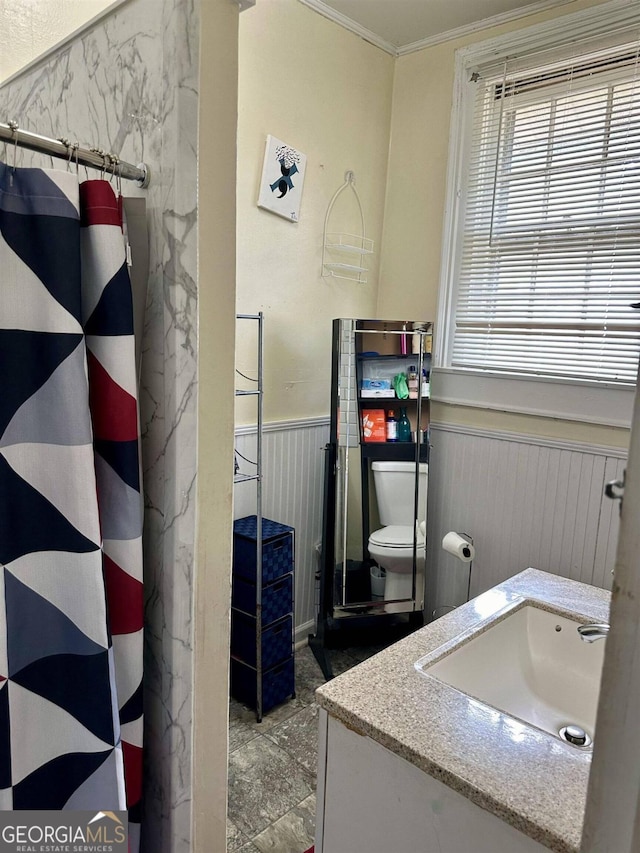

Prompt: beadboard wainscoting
xmin=427 ymin=423 xmax=627 ymax=618
xmin=233 ymin=417 xmax=626 ymax=638
xmin=234 ymin=417 xmax=330 ymax=641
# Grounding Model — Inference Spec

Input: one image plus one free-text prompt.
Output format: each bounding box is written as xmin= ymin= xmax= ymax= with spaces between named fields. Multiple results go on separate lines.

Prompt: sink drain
xmin=559 ymin=724 xmax=592 ymax=748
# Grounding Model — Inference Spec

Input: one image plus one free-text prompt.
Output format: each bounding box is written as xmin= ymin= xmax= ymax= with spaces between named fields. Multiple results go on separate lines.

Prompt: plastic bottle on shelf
xmin=422 ymin=368 xmax=430 ymax=398
xmin=412 ymin=323 xmax=426 ymax=355
xmin=400 ymin=323 xmax=408 ymax=355
xmin=407 ymin=367 xmax=418 ymax=399
xmin=386 ymin=410 xmax=398 ymax=442
xmin=397 ymin=408 xmax=411 ymax=442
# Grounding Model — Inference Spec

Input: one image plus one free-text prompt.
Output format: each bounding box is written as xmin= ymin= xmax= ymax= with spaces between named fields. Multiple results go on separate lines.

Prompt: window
xmin=441 ymin=8 xmax=640 ymax=398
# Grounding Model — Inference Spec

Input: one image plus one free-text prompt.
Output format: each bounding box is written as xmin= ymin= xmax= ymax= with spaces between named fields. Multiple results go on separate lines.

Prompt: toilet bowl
xmin=368 ymin=525 xmax=425 ymax=607
xmin=367 ymin=461 xmax=428 ymax=612
xmin=368 ymin=525 xmax=425 ymax=574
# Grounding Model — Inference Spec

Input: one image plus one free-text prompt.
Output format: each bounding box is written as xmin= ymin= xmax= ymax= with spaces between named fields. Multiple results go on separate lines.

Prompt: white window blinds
xmin=453 ymin=31 xmax=640 ymax=384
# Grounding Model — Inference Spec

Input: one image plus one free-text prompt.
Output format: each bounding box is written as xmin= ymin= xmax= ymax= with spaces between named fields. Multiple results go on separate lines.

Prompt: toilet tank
xmin=372 ymin=461 xmax=428 ymax=526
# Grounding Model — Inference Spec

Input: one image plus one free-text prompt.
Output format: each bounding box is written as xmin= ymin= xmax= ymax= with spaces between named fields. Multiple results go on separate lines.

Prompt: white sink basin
xmin=416 ymin=603 xmax=605 ymax=745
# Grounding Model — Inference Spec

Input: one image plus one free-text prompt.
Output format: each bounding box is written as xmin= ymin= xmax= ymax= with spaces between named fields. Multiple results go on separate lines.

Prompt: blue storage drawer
xmin=233 ymin=515 xmax=294 ymax=584
xmin=232 ymin=573 xmax=293 ymax=625
xmin=230 ymin=656 xmax=295 ymax=715
xmin=231 ymin=612 xmax=293 ymax=670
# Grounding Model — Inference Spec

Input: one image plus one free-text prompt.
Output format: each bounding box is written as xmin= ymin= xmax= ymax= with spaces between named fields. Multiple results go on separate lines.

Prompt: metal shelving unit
xmin=233 ymin=313 xmax=264 ymax=721
xmin=231 ymin=313 xmax=296 ymax=723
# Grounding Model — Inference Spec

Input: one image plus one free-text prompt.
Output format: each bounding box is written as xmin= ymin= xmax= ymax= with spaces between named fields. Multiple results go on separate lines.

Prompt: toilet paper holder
xmin=432 ymin=531 xmax=474 ymax=620
xmin=442 ymin=530 xmax=475 ymax=563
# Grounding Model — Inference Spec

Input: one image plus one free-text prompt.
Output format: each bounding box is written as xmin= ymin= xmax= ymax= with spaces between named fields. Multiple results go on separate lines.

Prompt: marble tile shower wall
xmin=0 ymin=1 xmax=199 ymax=850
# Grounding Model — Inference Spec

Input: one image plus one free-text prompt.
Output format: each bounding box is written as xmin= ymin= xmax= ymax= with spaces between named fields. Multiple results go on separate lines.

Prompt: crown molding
xmin=297 ymin=0 xmax=398 ymax=56
xmin=397 ymin=0 xmax=575 ymax=55
xmin=299 ymin=0 xmax=577 ymax=59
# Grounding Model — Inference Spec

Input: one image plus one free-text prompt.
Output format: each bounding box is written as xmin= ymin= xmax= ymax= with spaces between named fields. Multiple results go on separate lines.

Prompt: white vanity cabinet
xmin=313 ymin=570 xmax=609 ymax=853
xmin=315 ymin=709 xmax=550 ymax=853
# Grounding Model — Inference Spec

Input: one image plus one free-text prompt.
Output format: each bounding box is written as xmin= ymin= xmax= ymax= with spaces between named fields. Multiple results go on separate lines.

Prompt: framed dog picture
xmin=257 ymin=135 xmax=307 ymax=222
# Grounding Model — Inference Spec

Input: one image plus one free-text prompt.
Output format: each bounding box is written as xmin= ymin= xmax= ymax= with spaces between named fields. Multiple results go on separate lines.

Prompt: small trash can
xmin=370 ymin=565 xmax=386 ymax=599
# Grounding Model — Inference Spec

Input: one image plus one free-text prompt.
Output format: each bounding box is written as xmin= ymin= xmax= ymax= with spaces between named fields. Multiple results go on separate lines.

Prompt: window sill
xmin=430 ymin=367 xmax=635 ymax=429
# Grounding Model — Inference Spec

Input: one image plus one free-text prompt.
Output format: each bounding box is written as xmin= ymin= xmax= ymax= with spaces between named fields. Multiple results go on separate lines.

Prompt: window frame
xmin=434 ymin=0 xmax=639 ymax=428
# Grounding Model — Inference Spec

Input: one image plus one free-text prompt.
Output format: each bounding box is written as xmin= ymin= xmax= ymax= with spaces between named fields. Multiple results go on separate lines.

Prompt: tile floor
xmin=227 ymin=643 xmax=387 ymax=853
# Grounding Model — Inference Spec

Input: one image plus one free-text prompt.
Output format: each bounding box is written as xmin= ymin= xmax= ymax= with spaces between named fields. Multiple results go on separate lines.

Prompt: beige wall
xmin=434 ymin=403 xmax=630 ymax=449
xmin=379 ymin=0 xmax=608 ymax=321
xmin=237 ymin=0 xmax=395 ymax=423
xmin=193 ymin=1 xmax=238 ymax=850
xmin=0 ymin=0 xmax=119 ymax=82
xmin=237 ymin=0 xmax=629 ymax=448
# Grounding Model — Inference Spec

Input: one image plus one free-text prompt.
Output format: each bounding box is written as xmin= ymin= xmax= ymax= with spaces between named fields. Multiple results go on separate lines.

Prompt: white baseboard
xmin=295 ymin=618 xmax=315 ymax=647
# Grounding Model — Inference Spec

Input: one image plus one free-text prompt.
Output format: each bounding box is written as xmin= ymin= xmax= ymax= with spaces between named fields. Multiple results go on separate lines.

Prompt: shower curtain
xmin=0 ymin=162 xmax=143 ymax=849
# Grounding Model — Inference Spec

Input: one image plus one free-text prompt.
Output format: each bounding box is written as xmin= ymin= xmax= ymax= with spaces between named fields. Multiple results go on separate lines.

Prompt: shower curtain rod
xmin=0 ymin=121 xmax=150 ymax=187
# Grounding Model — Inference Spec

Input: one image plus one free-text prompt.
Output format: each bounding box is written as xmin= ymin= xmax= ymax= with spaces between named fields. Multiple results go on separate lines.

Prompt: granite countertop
xmin=315 ymin=568 xmax=611 ymax=853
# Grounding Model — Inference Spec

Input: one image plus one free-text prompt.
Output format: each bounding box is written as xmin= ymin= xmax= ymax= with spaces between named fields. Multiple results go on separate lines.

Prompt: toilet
xmin=367 ymin=460 xmax=428 ymax=612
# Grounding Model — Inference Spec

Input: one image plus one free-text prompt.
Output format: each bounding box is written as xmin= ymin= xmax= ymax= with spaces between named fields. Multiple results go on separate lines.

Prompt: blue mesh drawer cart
xmin=230 ymin=515 xmax=295 ymax=721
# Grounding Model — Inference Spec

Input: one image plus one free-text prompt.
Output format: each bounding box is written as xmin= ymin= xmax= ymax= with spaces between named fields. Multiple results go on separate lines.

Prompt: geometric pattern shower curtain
xmin=81 ymin=179 xmax=143 ymax=851
xmin=0 ymin=162 xmax=143 ymax=850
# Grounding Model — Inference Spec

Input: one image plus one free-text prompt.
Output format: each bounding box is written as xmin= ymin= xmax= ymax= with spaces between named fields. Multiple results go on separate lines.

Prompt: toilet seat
xmin=369 ymin=525 xmax=425 ymax=549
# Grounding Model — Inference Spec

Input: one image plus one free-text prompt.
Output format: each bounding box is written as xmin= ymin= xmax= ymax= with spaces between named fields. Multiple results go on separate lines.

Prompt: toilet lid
xmin=369 ymin=525 xmax=425 ymax=548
